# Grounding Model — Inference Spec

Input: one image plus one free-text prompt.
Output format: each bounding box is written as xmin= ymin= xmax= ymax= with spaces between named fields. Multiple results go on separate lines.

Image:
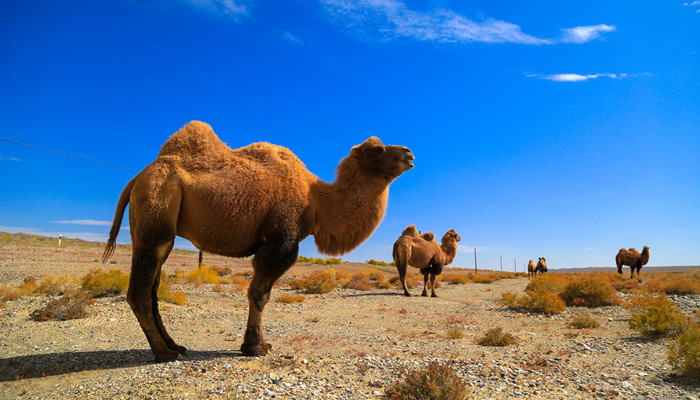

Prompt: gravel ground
xmin=1 ymin=245 xmax=699 ymax=399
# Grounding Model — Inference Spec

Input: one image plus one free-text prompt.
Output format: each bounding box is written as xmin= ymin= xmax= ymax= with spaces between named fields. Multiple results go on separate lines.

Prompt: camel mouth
xmin=402 ymin=152 xmax=415 ymax=170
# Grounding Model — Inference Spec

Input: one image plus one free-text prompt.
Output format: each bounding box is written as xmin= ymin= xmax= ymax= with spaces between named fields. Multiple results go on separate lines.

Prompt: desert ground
xmin=0 ymin=241 xmax=698 ymax=400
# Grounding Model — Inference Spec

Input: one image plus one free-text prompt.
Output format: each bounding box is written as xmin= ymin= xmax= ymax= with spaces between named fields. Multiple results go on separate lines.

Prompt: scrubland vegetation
xmin=1 ymin=238 xmax=698 ymax=391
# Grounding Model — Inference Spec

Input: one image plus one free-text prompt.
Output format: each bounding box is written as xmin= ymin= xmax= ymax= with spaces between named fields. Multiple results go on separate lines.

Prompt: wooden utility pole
xmin=500 ymin=256 xmax=503 ymax=272
xmin=198 ymin=251 xmax=203 ymax=268
xmin=474 ymin=248 xmax=477 ymax=273
xmin=514 ymin=259 xmax=516 ymax=273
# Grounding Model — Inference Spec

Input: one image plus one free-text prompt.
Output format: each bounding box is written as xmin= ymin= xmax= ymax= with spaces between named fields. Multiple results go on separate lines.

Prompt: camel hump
xmin=421 ymin=232 xmax=435 ymax=241
xmin=628 ymin=248 xmax=640 ymax=254
xmin=158 ymin=120 xmax=231 ymax=160
xmin=401 ymin=225 xmax=419 ymax=236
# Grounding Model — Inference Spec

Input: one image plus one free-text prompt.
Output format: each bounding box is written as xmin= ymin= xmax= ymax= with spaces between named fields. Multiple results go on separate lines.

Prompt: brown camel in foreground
xmin=103 ymin=121 xmax=414 ymax=362
xmin=527 ymin=260 xmax=536 ymax=279
xmin=536 ymin=257 xmax=547 ymax=274
xmin=392 ymin=225 xmax=461 ymax=297
xmin=616 ymin=246 xmax=650 ymax=278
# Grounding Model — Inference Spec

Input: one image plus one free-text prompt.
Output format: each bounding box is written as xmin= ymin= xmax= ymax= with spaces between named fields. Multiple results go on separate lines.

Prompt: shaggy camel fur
xmin=392 ymin=225 xmax=461 ymax=297
xmin=536 ymin=257 xmax=547 ymax=274
xmin=103 ymin=121 xmax=414 ymax=362
xmin=616 ymin=246 xmax=650 ymax=278
xmin=527 ymin=260 xmax=537 ymax=279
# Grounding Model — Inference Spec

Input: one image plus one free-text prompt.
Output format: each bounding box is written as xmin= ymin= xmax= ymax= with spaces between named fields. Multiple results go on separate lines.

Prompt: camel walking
xmin=103 ymin=121 xmax=414 ymax=362
xmin=392 ymin=225 xmax=460 ymax=297
xmin=616 ymin=246 xmax=650 ymax=278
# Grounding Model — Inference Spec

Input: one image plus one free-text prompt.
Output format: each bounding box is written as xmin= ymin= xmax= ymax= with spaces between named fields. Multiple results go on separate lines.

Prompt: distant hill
xmin=551 ymin=266 xmax=699 ymax=274
xmin=0 ymin=231 xmax=197 ymax=256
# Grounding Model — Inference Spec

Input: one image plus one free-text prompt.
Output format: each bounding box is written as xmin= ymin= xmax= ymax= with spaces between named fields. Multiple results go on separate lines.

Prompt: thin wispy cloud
xmin=526 ymin=73 xmax=627 ymax=82
xmin=53 ymin=219 xmax=113 ymax=226
xmin=684 ymin=1 xmax=700 ymax=13
xmin=283 ymin=31 xmax=303 ymax=45
xmin=560 ymin=24 xmax=616 ymax=44
xmin=319 ymin=0 xmax=614 ymax=45
xmin=0 ymin=155 xmax=21 ymax=162
xmin=179 ymin=0 xmax=249 ymax=18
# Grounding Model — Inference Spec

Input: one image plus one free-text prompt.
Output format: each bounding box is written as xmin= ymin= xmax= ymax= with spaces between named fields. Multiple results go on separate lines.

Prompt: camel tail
xmin=392 ymin=241 xmax=409 ymax=268
xmin=102 ymin=178 xmax=136 ymax=263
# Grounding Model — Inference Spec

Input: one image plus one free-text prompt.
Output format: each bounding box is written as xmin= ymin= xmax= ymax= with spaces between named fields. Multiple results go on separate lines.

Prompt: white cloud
xmin=180 ymin=0 xmax=248 ymax=18
xmin=53 ymin=220 xmax=114 ymax=226
xmin=0 ymin=155 xmax=20 ymax=162
xmin=560 ymin=24 xmax=616 ymax=43
xmin=684 ymin=1 xmax=700 ymax=12
xmin=527 ymin=73 xmax=627 ymax=82
xmin=320 ymin=0 xmax=551 ymax=44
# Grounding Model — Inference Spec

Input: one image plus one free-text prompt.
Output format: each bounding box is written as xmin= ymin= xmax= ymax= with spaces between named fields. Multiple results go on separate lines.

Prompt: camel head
xmin=350 ymin=137 xmax=414 ymax=180
xmin=441 ymin=229 xmax=461 ymax=244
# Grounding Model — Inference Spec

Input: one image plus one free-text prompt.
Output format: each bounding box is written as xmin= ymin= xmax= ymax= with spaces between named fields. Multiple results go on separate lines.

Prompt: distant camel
xmin=527 ymin=260 xmax=537 ymax=279
xmin=392 ymin=225 xmax=461 ymax=297
xmin=536 ymin=257 xmax=547 ymax=274
xmin=103 ymin=121 xmax=414 ymax=362
xmin=616 ymin=246 xmax=650 ymax=278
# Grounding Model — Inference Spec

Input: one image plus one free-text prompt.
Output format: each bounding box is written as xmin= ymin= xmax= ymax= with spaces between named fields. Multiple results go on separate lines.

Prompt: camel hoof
xmin=403 ymin=293 xmax=412 ymax=297
xmin=170 ymin=344 xmax=187 ymax=355
xmin=241 ymin=342 xmax=272 ymax=357
xmin=421 ymin=292 xmax=428 ymax=297
xmin=154 ymin=349 xmax=181 ymax=363
xmin=431 ymin=293 xmax=438 ymax=298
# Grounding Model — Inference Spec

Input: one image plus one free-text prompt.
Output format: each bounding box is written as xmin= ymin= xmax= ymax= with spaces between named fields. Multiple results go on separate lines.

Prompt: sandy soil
xmin=1 ymin=244 xmax=698 ymax=399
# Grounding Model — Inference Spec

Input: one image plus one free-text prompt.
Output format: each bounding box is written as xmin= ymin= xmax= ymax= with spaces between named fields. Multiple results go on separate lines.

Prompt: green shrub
xmin=82 ymin=269 xmax=129 ymax=297
xmin=667 ymin=324 xmax=700 ymax=380
xmin=567 ymin=312 xmax=601 ymax=329
xmin=385 ymin=362 xmax=468 ymax=400
xmin=560 ymin=275 xmax=619 ymax=307
xmin=30 ymin=290 xmax=93 ymax=321
xmin=477 ymin=327 xmax=518 ymax=346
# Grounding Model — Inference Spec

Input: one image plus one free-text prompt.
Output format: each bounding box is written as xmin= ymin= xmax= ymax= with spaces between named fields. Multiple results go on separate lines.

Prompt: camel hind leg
xmin=420 ymin=267 xmax=431 ymax=296
xmin=128 ymin=240 xmax=182 ymax=362
xmin=241 ymin=234 xmax=299 ymax=356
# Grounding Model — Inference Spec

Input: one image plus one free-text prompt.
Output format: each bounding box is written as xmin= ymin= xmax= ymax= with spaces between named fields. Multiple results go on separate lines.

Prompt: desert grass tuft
xmin=385 ymin=362 xmax=468 ymax=400
xmin=567 ymin=312 xmax=601 ymax=329
xmin=30 ymin=290 xmax=94 ymax=321
xmin=275 ymin=294 xmax=306 ymax=303
xmin=446 ymin=327 xmax=464 ymax=339
xmin=300 ymin=270 xmax=337 ymax=294
xmin=477 ymin=327 xmax=518 ymax=347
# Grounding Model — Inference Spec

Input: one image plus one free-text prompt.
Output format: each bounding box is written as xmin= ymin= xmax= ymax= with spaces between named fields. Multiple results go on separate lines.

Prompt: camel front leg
xmin=241 ymin=236 xmax=298 ymax=357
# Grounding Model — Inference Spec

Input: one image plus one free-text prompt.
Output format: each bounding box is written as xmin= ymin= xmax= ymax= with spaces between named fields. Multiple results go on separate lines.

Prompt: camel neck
xmin=310 ymin=168 xmax=390 ymax=256
xmin=440 ymin=240 xmax=458 ymax=265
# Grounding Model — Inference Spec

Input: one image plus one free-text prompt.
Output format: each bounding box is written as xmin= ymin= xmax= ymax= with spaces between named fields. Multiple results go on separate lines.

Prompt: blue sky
xmin=1 ymin=0 xmax=698 ymax=270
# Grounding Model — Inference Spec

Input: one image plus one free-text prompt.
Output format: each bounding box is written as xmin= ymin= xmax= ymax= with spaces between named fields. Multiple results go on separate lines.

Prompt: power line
xmin=0 ymin=137 xmax=137 ymax=173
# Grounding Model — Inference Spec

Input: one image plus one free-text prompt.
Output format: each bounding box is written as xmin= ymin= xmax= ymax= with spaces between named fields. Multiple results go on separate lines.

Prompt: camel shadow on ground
xmin=0 ymin=349 xmax=239 ymax=381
